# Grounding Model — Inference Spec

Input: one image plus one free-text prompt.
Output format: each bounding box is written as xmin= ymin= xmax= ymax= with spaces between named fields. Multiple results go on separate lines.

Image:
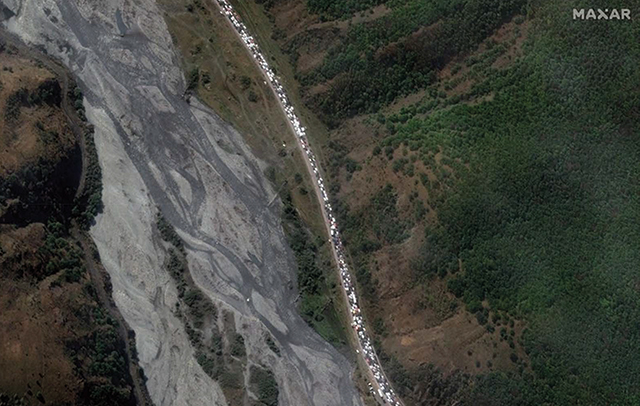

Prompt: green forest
xmin=359 ymin=0 xmax=640 ymax=404
xmin=298 ymin=0 xmax=526 ymax=126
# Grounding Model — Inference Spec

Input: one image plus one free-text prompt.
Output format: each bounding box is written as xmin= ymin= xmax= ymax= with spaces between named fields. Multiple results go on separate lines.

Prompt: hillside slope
xmin=0 ymin=31 xmax=150 ymax=406
xmin=227 ymin=0 xmax=640 ymax=404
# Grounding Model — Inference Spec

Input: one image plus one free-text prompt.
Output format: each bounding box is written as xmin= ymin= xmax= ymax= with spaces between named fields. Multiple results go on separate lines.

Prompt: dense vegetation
xmin=348 ymin=1 xmax=640 ymax=404
xmin=0 ymin=150 xmax=81 ymax=226
xmin=306 ymin=0 xmax=385 ymax=19
xmin=297 ymin=0 xmax=526 ymax=126
xmin=4 ymin=79 xmax=61 ymax=122
xmin=249 ymin=366 xmax=279 ymax=406
xmin=282 ymin=189 xmax=324 ymax=295
xmin=0 ymin=394 xmax=25 ymax=406
xmin=68 ymin=83 xmax=104 ymax=229
xmin=66 ymin=300 xmax=138 ymax=406
xmin=279 ymin=187 xmax=346 ymax=345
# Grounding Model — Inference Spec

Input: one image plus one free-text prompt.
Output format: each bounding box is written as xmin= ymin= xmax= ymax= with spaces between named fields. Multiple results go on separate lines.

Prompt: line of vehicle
xmin=211 ymin=1 xmax=403 ymax=405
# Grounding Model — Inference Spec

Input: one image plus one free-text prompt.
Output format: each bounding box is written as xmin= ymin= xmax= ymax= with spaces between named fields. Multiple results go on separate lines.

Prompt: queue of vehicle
xmin=216 ymin=2 xmax=402 ymax=404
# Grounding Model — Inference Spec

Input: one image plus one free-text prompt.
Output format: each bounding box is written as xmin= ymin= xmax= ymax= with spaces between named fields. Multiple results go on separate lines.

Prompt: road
xmin=212 ymin=1 xmax=404 ymax=404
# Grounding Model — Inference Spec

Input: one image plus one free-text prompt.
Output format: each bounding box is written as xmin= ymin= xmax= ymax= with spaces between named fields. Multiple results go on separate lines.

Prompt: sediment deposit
xmin=1 ymin=1 xmax=363 ymax=405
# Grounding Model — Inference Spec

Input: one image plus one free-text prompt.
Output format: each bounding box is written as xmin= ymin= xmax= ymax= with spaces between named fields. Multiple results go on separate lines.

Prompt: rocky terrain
xmin=1 ymin=1 xmax=364 ymax=405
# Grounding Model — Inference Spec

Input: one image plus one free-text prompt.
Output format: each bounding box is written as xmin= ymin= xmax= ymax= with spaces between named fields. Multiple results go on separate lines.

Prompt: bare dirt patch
xmin=386 ymin=311 xmax=498 ymax=374
xmin=290 ymin=26 xmax=341 ymax=73
xmin=270 ymin=0 xmax=319 ymax=38
xmin=492 ymin=18 xmax=530 ymax=69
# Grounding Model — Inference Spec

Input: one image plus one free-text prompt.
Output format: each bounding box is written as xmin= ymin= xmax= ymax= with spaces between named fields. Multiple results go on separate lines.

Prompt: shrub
xmin=250 ymin=367 xmax=279 ymax=406
xmin=187 ymin=67 xmax=200 ymax=90
xmin=230 ymin=333 xmax=246 ymax=357
xmin=240 ymin=76 xmax=251 ymax=90
xmin=248 ymin=90 xmax=258 ymax=102
xmin=265 ymin=334 xmax=281 ymax=356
